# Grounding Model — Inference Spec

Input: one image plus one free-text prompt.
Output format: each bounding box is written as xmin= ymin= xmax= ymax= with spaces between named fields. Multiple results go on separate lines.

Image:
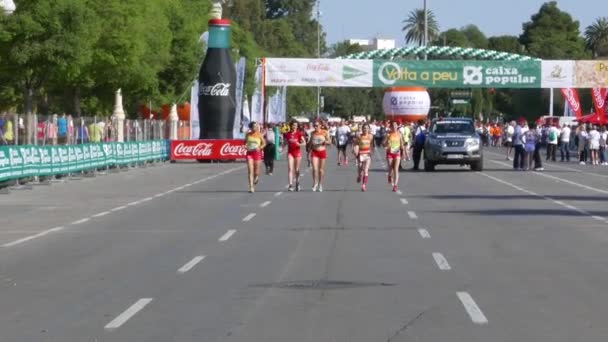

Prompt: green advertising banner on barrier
xmin=372 ymin=60 xmax=542 ymax=88
xmin=0 ymin=140 xmax=169 ymax=182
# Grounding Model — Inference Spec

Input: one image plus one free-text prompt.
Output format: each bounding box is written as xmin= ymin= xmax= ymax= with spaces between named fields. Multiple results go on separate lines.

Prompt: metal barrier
xmin=0 ymin=113 xmax=177 ymax=193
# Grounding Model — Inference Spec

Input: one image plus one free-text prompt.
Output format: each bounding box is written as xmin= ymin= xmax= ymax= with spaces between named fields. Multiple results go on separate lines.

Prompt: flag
xmin=189 ymin=80 xmax=200 ymax=139
xmin=250 ymin=64 xmax=264 ymax=124
xmin=233 ymin=57 xmax=246 ymax=138
xmin=242 ymin=96 xmax=251 ymax=133
xmin=591 ymin=88 xmax=607 ymax=121
xmin=560 ymin=88 xmax=582 ymax=118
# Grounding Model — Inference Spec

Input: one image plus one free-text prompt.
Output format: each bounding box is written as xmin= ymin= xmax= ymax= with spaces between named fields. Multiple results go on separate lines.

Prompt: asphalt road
xmin=0 ymin=147 xmax=607 ymax=342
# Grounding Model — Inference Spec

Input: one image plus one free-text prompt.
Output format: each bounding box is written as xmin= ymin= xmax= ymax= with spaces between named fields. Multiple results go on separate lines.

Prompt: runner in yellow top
xmin=244 ymin=122 xmax=266 ymax=193
xmin=352 ymin=123 xmax=374 ymax=192
xmin=309 ymin=122 xmax=331 ymax=192
xmin=383 ymin=121 xmax=404 ymax=192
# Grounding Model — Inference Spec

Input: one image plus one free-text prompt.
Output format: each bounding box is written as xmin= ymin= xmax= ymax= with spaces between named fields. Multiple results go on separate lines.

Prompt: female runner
xmin=309 ymin=122 xmax=331 ymax=192
xmin=383 ymin=121 xmax=404 ymax=192
xmin=353 ymin=123 xmax=374 ymax=191
xmin=283 ymin=120 xmax=307 ymax=191
xmin=244 ymin=122 xmax=266 ymax=193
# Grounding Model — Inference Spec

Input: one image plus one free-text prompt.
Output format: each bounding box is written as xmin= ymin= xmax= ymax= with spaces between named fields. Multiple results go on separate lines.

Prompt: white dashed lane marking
xmin=407 ymin=211 xmax=418 ymax=219
xmin=418 ymin=228 xmax=431 ymax=239
xmin=432 ymin=252 xmax=451 ymax=271
xmin=177 ymin=256 xmax=206 ymax=274
xmin=219 ymin=230 xmax=237 ymax=242
xmin=2 ymin=227 xmax=64 ymax=248
xmin=274 ymin=192 xmax=283 ymax=197
xmin=242 ymin=213 xmax=256 ymax=222
xmin=400 ymin=198 xmax=409 ymax=205
xmin=457 ymin=292 xmax=488 ymax=325
xmin=104 ymin=298 xmax=154 ymax=330
xmin=260 ymin=201 xmax=271 ymax=208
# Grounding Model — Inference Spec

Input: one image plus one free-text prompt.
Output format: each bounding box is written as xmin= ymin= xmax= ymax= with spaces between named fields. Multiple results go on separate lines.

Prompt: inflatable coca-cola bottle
xmin=198 ymin=19 xmax=237 ymax=139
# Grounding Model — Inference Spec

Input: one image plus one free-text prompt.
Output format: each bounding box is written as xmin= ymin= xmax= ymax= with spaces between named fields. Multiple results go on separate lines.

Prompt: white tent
xmin=0 ymin=0 xmax=16 ymax=14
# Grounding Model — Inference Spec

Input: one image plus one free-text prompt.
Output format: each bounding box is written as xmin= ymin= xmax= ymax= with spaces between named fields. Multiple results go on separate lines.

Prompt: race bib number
xmin=338 ymin=135 xmax=347 ymax=145
xmin=359 ymin=154 xmax=370 ymax=162
xmin=313 ymin=136 xmax=325 ymax=146
xmin=246 ymin=142 xmax=259 ymax=151
xmin=389 ymin=141 xmax=400 ymax=154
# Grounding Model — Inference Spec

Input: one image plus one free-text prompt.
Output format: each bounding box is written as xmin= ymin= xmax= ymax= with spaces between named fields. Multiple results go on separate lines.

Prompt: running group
xmin=243 ymin=120 xmax=423 ymax=193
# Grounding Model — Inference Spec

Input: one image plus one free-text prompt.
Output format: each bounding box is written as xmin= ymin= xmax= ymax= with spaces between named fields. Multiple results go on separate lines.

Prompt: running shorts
xmin=246 ymin=150 xmax=262 ymax=161
xmin=311 ymin=149 xmax=327 ymax=160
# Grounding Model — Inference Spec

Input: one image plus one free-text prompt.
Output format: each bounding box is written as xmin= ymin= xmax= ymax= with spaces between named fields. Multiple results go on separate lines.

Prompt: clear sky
xmin=319 ymin=0 xmax=602 ymax=46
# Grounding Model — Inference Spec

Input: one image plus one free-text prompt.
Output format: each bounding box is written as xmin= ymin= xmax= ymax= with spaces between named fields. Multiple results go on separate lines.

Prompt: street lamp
xmin=316 ymin=0 xmax=322 ymax=119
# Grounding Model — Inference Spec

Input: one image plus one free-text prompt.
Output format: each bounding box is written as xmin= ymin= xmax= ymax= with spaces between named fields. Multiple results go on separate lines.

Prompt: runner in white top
xmin=336 ymin=120 xmax=351 ymax=166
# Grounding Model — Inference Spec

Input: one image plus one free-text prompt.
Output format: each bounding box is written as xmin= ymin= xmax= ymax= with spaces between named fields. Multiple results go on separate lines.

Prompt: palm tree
xmin=402 ymin=9 xmax=439 ymax=46
xmin=585 ymin=17 xmax=608 ymax=58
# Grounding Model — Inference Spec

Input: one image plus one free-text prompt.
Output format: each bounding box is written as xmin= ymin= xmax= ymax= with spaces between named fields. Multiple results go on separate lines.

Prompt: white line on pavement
xmin=111 ymin=206 xmax=127 ymax=212
xmin=153 ymin=193 xmax=163 ymax=198
xmin=140 ymin=197 xmax=154 ymax=202
xmin=418 ymin=228 xmax=431 ymax=239
xmin=274 ymin=192 xmax=283 ymax=197
xmin=396 ymin=190 xmax=403 ymax=195
xmin=457 ymin=292 xmax=488 ymax=325
xmin=489 ymin=159 xmax=608 ymax=195
xmin=177 ymin=256 xmax=206 ymax=274
xmin=260 ymin=201 xmax=271 ymax=208
xmin=400 ymin=198 xmax=409 ymax=205
xmin=104 ymin=298 xmax=153 ymax=330
xmin=479 ymin=172 xmax=606 ymax=224
xmin=243 ymin=213 xmax=256 ymax=222
xmin=486 ymin=150 xmax=608 ymax=179
xmin=92 ymin=211 xmax=110 ymax=218
xmin=219 ymin=229 xmax=237 ymax=242
xmin=71 ymin=218 xmax=91 ymax=225
xmin=2 ymin=227 xmax=64 ymax=248
xmin=432 ymin=252 xmax=451 ymax=270
xmin=127 ymin=201 xmax=141 ymax=206
xmin=407 ymin=211 xmax=418 ymax=219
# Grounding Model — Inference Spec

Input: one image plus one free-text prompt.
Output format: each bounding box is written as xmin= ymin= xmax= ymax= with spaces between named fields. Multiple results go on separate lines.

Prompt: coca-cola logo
xmin=592 ymin=88 xmax=606 ymax=109
xmin=173 ymin=142 xmax=213 ymax=157
xmin=563 ymin=89 xmax=580 ymax=112
xmin=220 ymin=143 xmax=246 ymax=156
xmin=200 ymin=83 xmax=231 ymax=97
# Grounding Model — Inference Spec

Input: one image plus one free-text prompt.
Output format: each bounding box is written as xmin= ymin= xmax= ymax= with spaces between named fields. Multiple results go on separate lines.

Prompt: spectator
xmin=578 ymin=125 xmax=588 ymax=165
xmin=2 ymin=114 xmax=14 ymax=145
xmin=600 ymin=125 xmax=607 ymax=165
xmin=89 ymin=120 xmax=102 ymax=143
xmin=546 ymin=123 xmax=559 ymax=162
xmin=57 ymin=114 xmax=68 ymax=145
xmin=559 ymin=123 xmax=571 ymax=162
xmin=588 ymin=125 xmax=601 ymax=166
xmin=512 ymin=118 xmax=527 ymax=170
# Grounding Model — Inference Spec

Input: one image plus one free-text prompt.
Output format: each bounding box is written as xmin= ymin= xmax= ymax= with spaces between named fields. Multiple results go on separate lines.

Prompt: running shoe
xmin=357 ymin=175 xmax=361 ymax=183
xmin=312 ymin=184 xmax=318 ymax=192
xmin=296 ymin=182 xmax=301 ymax=192
xmin=361 ymin=184 xmax=366 ymax=192
xmin=288 ymin=185 xmax=294 ymax=192
xmin=254 ymin=176 xmax=259 ymax=185
xmin=392 ymin=185 xmax=398 ymax=192
xmin=249 ymin=187 xmax=255 ymax=193
xmin=318 ymin=185 xmax=323 ymax=192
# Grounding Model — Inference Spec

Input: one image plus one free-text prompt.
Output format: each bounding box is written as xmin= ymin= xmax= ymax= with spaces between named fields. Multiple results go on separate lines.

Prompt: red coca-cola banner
xmin=170 ymin=140 xmax=247 ymax=160
xmin=591 ymin=88 xmax=607 ymax=120
xmin=561 ymin=88 xmax=582 ymax=118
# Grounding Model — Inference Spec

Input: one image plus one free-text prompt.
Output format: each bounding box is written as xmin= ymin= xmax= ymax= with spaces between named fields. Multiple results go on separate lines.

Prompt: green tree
xmin=460 ymin=24 xmax=488 ymax=49
xmin=519 ymin=1 xmax=587 ymax=59
xmin=402 ymin=9 xmax=439 ymax=46
xmin=585 ymin=17 xmax=608 ymax=58
xmin=435 ymin=28 xmax=468 ymax=47
xmin=488 ymin=35 xmax=522 ymax=54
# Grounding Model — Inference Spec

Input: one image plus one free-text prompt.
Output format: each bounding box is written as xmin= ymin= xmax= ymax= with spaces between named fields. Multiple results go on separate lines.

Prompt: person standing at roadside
xmin=588 ymin=125 xmax=601 ymax=166
xmin=512 ymin=118 xmax=526 ymax=170
xmin=411 ymin=120 xmax=426 ymax=171
xmin=546 ymin=123 xmax=559 ymax=162
xmin=559 ymin=123 xmax=571 ymax=162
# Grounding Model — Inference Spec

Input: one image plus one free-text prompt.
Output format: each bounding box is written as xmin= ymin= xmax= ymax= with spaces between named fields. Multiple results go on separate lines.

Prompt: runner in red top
xmin=283 ymin=121 xmax=307 ymax=192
